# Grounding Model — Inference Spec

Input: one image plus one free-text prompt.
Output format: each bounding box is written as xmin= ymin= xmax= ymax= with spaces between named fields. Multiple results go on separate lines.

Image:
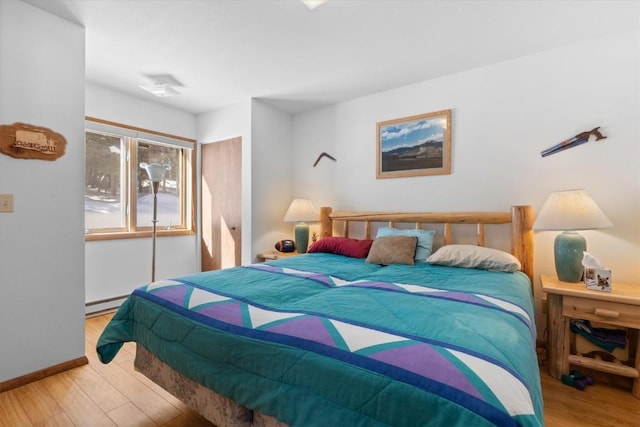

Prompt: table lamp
xmin=283 ymin=198 xmax=317 ymax=254
xmin=533 ymin=189 xmax=612 ymax=282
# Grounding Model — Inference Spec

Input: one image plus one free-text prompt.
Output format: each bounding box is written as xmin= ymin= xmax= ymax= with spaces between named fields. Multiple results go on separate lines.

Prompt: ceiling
xmin=23 ymin=0 xmax=640 ymax=115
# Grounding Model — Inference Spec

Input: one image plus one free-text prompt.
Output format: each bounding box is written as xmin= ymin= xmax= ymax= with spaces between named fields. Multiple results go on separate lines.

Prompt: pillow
xmin=308 ymin=237 xmax=373 ymax=258
xmin=426 ymin=244 xmax=521 ymax=273
xmin=376 ymin=227 xmax=435 ymax=261
xmin=366 ymin=236 xmax=418 ymax=265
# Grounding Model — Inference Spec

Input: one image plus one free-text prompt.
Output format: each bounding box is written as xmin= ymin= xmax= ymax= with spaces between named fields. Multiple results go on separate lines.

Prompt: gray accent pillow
xmin=376 ymin=227 xmax=435 ymax=261
xmin=366 ymin=236 xmax=418 ymax=265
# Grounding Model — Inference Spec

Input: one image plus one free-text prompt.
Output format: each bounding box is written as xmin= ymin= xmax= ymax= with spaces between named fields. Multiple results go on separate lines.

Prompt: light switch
xmin=0 ymin=194 xmax=14 ymax=213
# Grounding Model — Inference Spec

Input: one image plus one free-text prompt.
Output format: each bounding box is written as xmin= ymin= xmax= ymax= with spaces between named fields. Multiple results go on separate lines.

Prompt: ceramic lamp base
xmin=554 ymin=231 xmax=586 ymax=283
xmin=294 ymin=222 xmax=310 ymax=254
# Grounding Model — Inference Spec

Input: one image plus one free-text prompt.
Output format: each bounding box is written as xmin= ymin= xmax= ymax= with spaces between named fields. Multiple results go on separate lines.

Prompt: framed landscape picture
xmin=376 ymin=109 xmax=451 ymax=179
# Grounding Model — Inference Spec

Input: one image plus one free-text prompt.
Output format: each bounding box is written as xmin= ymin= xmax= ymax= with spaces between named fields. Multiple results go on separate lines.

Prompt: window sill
xmin=85 ymin=228 xmax=195 ymax=242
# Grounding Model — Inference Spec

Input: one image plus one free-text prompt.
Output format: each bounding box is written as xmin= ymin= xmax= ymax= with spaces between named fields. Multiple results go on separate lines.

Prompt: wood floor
xmin=0 ymin=314 xmax=215 ymax=427
xmin=1 ymin=313 xmax=638 ymax=426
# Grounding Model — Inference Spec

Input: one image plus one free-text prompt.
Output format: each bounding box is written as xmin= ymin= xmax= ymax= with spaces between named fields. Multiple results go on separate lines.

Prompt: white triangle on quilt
xmin=331 ymin=277 xmax=367 ymax=287
xmin=146 ymin=279 xmax=182 ymax=291
xmin=475 ymin=294 xmax=531 ymax=324
xmin=329 ymin=319 xmax=409 ymax=352
xmin=395 ymin=283 xmax=444 ymax=294
xmin=250 ymin=263 xmax=271 ymax=269
xmin=248 ymin=305 xmax=304 ymax=329
xmin=282 ymin=267 xmax=315 ymax=276
xmin=188 ymin=288 xmax=232 ymax=309
xmin=447 ymin=349 xmax=535 ymax=417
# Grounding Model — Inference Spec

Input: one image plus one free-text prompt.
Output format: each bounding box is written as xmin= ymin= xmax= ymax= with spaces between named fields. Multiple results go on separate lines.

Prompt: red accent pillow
xmin=308 ymin=237 xmax=374 ymax=258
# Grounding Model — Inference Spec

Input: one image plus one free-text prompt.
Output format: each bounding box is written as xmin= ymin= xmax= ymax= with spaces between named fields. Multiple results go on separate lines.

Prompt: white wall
xmin=85 ymin=236 xmax=198 ymax=304
xmin=0 ymin=0 xmax=86 ymax=381
xmin=292 ymin=30 xmax=640 ymax=334
xmin=85 ymin=83 xmax=198 ymax=306
xmin=250 ymin=100 xmax=295 ymax=256
xmin=86 ymin=83 xmax=197 ymax=139
xmin=291 ymin=106 xmax=338 ymax=211
xmin=197 ymin=100 xmax=254 ymax=265
xmin=196 ymin=100 xmax=295 ymax=263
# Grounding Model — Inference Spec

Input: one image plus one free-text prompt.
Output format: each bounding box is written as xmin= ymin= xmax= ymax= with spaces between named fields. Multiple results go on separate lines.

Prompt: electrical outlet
xmin=0 ymin=194 xmax=14 ymax=213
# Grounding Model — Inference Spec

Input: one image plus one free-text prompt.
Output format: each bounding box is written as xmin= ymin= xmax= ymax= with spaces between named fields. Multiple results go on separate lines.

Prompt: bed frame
xmin=134 ymin=205 xmax=535 ymax=427
xmin=319 ymin=205 xmax=534 ymax=282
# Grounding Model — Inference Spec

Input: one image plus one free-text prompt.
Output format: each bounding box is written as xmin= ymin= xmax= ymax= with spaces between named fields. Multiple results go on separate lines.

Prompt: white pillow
xmin=427 ymin=244 xmax=521 ymax=273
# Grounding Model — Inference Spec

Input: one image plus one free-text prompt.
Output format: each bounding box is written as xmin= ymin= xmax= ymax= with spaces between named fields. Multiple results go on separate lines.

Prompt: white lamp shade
xmin=140 ymin=162 xmax=168 ymax=182
xmin=283 ymin=199 xmax=317 ymax=223
xmin=533 ymin=189 xmax=612 ymax=231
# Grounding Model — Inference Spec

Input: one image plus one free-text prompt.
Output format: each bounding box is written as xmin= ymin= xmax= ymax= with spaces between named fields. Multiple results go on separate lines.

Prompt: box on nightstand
xmin=584 ymin=267 xmax=612 ymax=292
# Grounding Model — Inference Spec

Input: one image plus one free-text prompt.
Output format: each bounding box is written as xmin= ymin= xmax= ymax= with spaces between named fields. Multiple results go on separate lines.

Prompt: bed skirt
xmin=134 ymin=344 xmax=288 ymax=427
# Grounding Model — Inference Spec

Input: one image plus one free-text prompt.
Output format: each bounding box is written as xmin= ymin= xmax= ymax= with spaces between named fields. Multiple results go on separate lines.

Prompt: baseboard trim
xmin=0 ymin=356 xmax=89 ymax=393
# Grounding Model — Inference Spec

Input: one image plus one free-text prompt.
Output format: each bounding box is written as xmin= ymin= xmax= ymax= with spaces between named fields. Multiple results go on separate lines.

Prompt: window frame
xmin=85 ymin=117 xmax=196 ymax=241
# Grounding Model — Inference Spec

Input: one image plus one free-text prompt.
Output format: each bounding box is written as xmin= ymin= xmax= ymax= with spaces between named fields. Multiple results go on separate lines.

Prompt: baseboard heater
xmin=85 ymin=294 xmax=128 ymax=315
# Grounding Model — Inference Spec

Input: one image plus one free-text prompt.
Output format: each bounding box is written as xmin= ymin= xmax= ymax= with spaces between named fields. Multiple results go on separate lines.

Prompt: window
xmin=85 ymin=118 xmax=195 ymax=240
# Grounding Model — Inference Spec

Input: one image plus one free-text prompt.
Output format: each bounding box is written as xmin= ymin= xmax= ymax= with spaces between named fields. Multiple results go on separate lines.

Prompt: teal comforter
xmin=97 ymin=253 xmax=543 ymax=426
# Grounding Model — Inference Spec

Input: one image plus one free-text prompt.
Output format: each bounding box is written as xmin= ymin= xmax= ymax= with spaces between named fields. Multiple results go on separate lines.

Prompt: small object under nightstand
xmin=541 ymin=274 xmax=640 ymax=399
xmin=256 ymin=251 xmax=300 ymax=262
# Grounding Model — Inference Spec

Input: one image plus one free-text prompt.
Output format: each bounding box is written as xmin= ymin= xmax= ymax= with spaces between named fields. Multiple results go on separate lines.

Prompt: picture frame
xmin=376 ymin=109 xmax=451 ymax=179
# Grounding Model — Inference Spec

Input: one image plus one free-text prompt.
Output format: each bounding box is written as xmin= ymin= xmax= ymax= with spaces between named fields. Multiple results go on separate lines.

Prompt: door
xmin=201 ymin=137 xmax=242 ymax=271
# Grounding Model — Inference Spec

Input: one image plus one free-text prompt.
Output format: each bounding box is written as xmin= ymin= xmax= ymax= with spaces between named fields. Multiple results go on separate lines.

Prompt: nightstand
xmin=256 ymin=251 xmax=300 ymax=262
xmin=541 ymin=274 xmax=640 ymax=398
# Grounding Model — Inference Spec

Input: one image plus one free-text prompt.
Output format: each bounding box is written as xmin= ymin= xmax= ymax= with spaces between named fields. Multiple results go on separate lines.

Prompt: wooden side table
xmin=256 ymin=251 xmax=300 ymax=262
xmin=541 ymin=274 xmax=640 ymax=398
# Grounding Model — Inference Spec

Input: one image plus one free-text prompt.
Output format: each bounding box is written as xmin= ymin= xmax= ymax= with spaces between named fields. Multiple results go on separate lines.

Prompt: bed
xmin=97 ymin=205 xmax=542 ymax=426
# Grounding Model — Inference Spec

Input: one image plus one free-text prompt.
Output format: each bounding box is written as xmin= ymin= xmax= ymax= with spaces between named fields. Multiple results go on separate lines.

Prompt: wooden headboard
xmin=319 ymin=205 xmax=534 ymax=283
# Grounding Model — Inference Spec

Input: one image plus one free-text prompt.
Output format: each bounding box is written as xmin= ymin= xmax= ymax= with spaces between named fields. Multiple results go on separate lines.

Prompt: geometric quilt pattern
xmin=248 ymin=264 xmax=534 ymax=335
xmin=141 ymin=274 xmax=536 ymax=421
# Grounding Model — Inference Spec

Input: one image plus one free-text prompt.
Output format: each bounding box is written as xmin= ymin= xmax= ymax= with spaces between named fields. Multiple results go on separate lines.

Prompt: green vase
xmin=294 ymin=222 xmax=310 ymax=254
xmin=554 ymin=231 xmax=586 ymax=282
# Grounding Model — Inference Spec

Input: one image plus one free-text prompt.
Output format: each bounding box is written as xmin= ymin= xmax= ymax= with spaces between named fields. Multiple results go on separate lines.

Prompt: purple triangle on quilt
xmin=370 ymin=343 xmax=483 ymax=399
xmin=196 ymin=301 xmax=245 ymax=327
xmin=151 ymin=286 xmax=190 ymax=306
xmin=307 ymin=273 xmax=333 ymax=286
xmin=265 ymin=316 xmax=337 ymax=347
xmin=440 ymin=292 xmax=487 ymax=305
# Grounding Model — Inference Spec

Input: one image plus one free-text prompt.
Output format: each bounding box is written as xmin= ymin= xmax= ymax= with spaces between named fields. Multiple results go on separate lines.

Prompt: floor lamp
xmin=140 ymin=163 xmax=168 ymax=282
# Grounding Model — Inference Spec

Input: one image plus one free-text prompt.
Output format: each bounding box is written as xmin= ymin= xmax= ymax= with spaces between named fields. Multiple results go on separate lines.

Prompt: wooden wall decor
xmin=313 ymin=152 xmax=336 ymax=167
xmin=540 ymin=127 xmax=607 ymax=157
xmin=0 ymin=122 xmax=67 ymax=161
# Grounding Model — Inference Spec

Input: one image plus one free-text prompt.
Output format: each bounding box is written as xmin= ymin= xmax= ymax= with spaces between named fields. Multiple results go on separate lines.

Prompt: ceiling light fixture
xmin=139 ymin=84 xmax=181 ymax=97
xmin=301 ymin=0 xmax=327 ymax=10
xmin=139 ymin=73 xmax=184 ymax=98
